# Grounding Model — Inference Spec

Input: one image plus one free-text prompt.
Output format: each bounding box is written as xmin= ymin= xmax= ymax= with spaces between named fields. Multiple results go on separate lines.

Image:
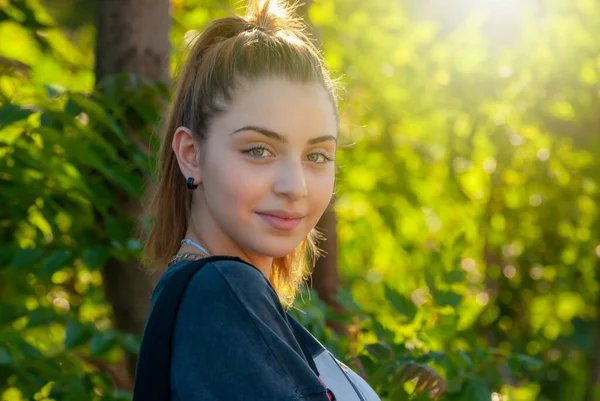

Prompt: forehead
xmin=214 ymin=77 xmax=338 ymax=138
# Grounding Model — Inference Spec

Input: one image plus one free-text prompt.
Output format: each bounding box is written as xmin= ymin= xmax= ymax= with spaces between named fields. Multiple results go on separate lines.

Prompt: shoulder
xmin=151 ymin=256 xmax=278 ymax=319
xmin=204 ymin=257 xmax=271 ymax=289
xmin=172 ymin=256 xmax=282 ymax=340
xmin=156 ymin=256 xmax=271 ymax=295
xmin=168 ymin=256 xmax=285 ymax=323
xmin=185 ymin=257 xmax=278 ymax=305
xmin=168 ymin=257 xmax=305 ymax=399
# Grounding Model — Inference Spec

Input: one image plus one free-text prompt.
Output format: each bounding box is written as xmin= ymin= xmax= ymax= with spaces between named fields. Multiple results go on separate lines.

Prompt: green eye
xmin=306 ymin=152 xmax=332 ymax=164
xmin=307 ymin=153 xmax=320 ymax=162
xmin=244 ymin=146 xmax=273 ymax=158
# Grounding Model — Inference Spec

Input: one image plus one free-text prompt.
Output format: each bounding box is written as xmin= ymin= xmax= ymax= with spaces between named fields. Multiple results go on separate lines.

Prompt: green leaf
xmin=126 ymin=238 xmax=143 ymax=252
xmin=69 ymin=93 xmax=129 ymax=144
xmin=384 ymin=284 xmax=417 ymax=321
xmin=425 ymin=267 xmax=436 ymax=292
xmin=132 ymin=98 xmax=159 ymax=124
xmin=99 ymin=164 xmax=145 ymax=198
xmin=61 ymin=377 xmax=89 ymax=401
xmin=444 ymin=270 xmax=466 ymax=284
xmin=357 ymin=354 xmax=376 ymax=375
xmin=0 ymin=348 xmax=13 ymax=365
xmin=371 ymin=319 xmax=395 ymax=343
xmin=45 ymin=83 xmax=66 ymax=98
xmin=27 ymin=309 xmax=60 ymax=328
xmin=452 ymin=233 xmax=467 ymax=253
xmin=332 ymin=286 xmax=362 ymax=311
xmin=516 ymin=354 xmax=543 ymax=370
xmin=83 ymin=247 xmax=110 ymax=270
xmin=0 ymin=304 xmax=27 ymax=325
xmin=65 ymin=320 xmax=93 ymax=350
xmin=388 ymin=381 xmax=411 ymax=401
xmin=507 ymin=354 xmax=543 ymax=374
xmin=368 ymin=362 xmax=397 ymax=386
xmin=415 ymin=351 xmax=446 ymax=364
xmin=39 ymin=249 xmax=72 ymax=280
xmin=113 ymin=389 xmax=135 ymax=401
xmin=96 ymin=75 xmax=123 ymax=109
xmin=457 ymin=350 xmax=474 ymax=368
xmin=10 ymin=248 xmax=44 ymax=269
xmin=0 ymin=244 xmax=16 ymax=267
xmin=90 ymin=333 xmax=118 ymax=357
xmin=463 ymin=379 xmax=491 ymax=401
xmin=35 ymin=381 xmax=56 ymax=398
xmin=446 ymin=378 xmax=464 ymax=394
xmin=105 ymin=216 xmax=133 ymax=244
xmin=433 ymin=291 xmax=462 ymax=308
xmin=38 ymin=126 xmax=109 ymax=172
xmin=0 ymin=104 xmax=35 ymax=127
xmin=365 ymin=342 xmax=394 ymax=361
xmin=118 ymin=333 xmax=140 ymax=354
xmin=17 ymin=339 xmax=44 ymax=359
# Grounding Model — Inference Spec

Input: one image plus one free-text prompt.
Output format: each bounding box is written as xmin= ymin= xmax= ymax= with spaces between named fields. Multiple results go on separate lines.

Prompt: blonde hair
xmin=143 ymin=0 xmax=338 ymax=305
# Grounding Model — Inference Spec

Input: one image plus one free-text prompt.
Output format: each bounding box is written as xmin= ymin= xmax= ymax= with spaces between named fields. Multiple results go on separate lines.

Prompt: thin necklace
xmin=181 ymin=238 xmax=210 ymax=255
xmin=167 ymin=238 xmax=211 ymax=267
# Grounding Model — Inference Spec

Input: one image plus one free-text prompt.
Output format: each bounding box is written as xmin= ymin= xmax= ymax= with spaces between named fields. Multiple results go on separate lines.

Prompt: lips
xmin=256 ymin=210 xmax=305 ymax=231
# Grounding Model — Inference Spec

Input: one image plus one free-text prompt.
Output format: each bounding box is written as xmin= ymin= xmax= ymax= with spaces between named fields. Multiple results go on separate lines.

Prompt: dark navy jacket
xmin=139 ymin=257 xmax=380 ymax=401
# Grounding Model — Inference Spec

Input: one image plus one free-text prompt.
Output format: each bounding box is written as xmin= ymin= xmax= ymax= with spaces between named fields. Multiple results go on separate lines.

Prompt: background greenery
xmin=1 ymin=0 xmax=599 ymax=400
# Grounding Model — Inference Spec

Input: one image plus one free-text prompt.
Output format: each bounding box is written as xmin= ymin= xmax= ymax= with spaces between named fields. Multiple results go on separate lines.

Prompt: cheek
xmin=205 ymin=154 xmax=270 ymax=210
xmin=308 ymin=168 xmax=335 ymax=211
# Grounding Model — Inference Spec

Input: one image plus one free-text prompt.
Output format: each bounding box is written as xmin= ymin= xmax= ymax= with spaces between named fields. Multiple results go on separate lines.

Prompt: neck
xmin=182 ymin=222 xmax=273 ymax=280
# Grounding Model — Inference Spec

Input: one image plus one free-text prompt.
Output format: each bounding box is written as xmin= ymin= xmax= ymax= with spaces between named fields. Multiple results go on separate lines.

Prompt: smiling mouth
xmin=256 ymin=213 xmax=304 ymax=231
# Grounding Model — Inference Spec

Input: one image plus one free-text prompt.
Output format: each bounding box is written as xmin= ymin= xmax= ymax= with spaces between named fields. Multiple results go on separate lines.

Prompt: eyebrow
xmin=230 ymin=125 xmax=337 ymax=145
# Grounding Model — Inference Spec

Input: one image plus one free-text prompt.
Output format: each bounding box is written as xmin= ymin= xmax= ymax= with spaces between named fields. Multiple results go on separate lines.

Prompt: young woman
xmin=134 ymin=0 xmax=381 ymax=400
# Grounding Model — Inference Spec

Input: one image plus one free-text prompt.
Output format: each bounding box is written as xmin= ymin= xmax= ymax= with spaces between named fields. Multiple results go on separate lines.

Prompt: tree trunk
xmin=95 ymin=0 xmax=170 ymax=83
xmin=94 ymin=0 xmax=171 ymax=389
xmin=294 ymin=0 xmax=346 ymax=337
xmin=311 ymin=205 xmax=348 ymax=337
xmin=587 ymin=318 xmax=600 ymax=401
xmin=586 ymin=260 xmax=600 ymax=401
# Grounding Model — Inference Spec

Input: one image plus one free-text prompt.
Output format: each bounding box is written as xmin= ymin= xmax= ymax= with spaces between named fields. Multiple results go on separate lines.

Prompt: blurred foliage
xmin=1 ymin=0 xmax=599 ymax=400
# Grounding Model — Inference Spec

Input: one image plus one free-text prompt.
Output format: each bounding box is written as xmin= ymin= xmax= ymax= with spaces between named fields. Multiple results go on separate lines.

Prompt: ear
xmin=172 ymin=126 xmax=202 ymax=186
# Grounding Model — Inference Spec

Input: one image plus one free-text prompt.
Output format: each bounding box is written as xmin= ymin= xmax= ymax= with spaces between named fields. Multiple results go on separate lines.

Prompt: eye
xmin=243 ymin=145 xmax=274 ymax=158
xmin=305 ymin=152 xmax=333 ymax=164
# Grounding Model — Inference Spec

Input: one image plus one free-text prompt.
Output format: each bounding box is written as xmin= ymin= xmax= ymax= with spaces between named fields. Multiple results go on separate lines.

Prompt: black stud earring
xmin=186 ymin=177 xmax=198 ymax=190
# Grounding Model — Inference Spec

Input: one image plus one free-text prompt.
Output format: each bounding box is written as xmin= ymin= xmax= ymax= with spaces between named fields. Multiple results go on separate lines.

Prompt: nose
xmin=273 ymin=159 xmax=308 ymax=200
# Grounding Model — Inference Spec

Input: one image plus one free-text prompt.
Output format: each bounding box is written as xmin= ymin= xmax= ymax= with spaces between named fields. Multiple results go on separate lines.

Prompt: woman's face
xmin=178 ymin=77 xmax=337 ymax=264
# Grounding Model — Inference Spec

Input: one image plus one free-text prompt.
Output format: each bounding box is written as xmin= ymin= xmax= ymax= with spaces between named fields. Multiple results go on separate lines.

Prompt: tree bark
xmin=586 ymin=261 xmax=600 ymax=401
xmin=94 ymin=0 xmax=171 ymax=389
xmin=95 ymin=0 xmax=170 ymax=83
xmin=311 ymin=205 xmax=348 ymax=336
xmin=587 ymin=318 xmax=600 ymax=401
xmin=294 ymin=0 xmax=346 ymax=337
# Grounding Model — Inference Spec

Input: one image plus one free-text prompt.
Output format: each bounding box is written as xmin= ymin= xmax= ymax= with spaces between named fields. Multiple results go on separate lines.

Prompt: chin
xmin=253 ymin=236 xmax=306 ymax=259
